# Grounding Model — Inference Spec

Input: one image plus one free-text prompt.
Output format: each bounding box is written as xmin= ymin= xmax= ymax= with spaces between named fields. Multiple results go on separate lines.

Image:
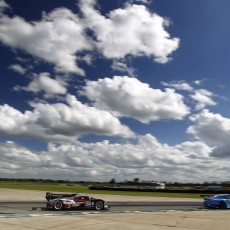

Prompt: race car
xmin=46 ymin=192 xmax=110 ymax=211
xmin=203 ymin=194 xmax=230 ymax=209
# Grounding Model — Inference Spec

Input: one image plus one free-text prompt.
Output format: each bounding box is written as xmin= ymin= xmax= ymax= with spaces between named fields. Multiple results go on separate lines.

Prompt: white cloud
xmin=127 ymin=0 xmax=153 ymax=5
xmin=0 ymin=0 xmax=9 ymax=11
xmin=111 ymin=60 xmax=136 ymax=76
xmin=0 ymin=134 xmax=218 ymax=182
xmin=175 ymin=141 xmax=212 ymax=159
xmin=0 ymin=0 xmax=180 ymax=76
xmin=81 ymin=0 xmax=179 ymax=63
xmin=0 ymin=141 xmax=40 ymax=163
xmin=8 ymin=64 xmax=27 ymax=75
xmin=161 ymin=81 xmax=194 ymax=91
xmin=0 ymin=8 xmax=92 ymax=75
xmin=15 ymin=72 xmax=67 ymax=96
xmin=194 ymin=80 xmax=202 ymax=85
xmin=190 ymin=89 xmax=217 ymax=110
xmin=81 ymin=76 xmax=190 ymax=123
xmin=161 ymin=80 xmax=217 ymax=110
xmin=188 ymin=110 xmax=230 ymax=157
xmin=0 ymin=95 xmax=134 ymax=142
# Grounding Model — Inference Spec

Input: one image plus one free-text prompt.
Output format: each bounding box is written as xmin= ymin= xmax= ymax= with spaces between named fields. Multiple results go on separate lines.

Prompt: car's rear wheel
xmin=219 ymin=201 xmax=227 ymax=209
xmin=53 ymin=200 xmax=63 ymax=210
xmin=94 ymin=200 xmax=104 ymax=210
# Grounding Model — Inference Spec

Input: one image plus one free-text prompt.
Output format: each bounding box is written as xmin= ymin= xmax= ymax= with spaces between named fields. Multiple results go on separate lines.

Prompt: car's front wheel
xmin=94 ymin=200 xmax=104 ymax=210
xmin=219 ymin=201 xmax=227 ymax=209
xmin=53 ymin=200 xmax=63 ymax=210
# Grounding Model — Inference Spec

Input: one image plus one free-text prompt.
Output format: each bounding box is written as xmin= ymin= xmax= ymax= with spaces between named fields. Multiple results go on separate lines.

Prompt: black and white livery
xmin=46 ymin=192 xmax=110 ymax=211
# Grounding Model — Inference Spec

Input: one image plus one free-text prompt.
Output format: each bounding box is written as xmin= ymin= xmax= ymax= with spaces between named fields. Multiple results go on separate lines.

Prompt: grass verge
xmin=0 ymin=181 xmax=203 ymax=198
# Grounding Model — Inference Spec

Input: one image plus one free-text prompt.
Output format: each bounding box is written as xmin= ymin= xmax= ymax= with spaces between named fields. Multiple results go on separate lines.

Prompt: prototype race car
xmin=203 ymin=194 xmax=230 ymax=209
xmin=46 ymin=192 xmax=110 ymax=211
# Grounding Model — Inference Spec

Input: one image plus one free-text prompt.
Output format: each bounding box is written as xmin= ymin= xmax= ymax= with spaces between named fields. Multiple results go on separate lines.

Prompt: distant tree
xmin=133 ymin=178 xmax=140 ymax=183
xmin=109 ymin=178 xmax=116 ymax=185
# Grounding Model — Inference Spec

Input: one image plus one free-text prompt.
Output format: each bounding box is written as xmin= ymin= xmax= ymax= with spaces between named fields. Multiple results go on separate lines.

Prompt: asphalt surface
xmin=1 ymin=188 xmax=230 ymax=230
xmin=0 ymin=200 xmax=203 ymax=215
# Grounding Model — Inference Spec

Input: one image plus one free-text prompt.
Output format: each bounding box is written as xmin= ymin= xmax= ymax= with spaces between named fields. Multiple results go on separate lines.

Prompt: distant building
xmin=140 ymin=181 xmax=166 ymax=189
xmin=151 ymin=182 xmax=166 ymax=189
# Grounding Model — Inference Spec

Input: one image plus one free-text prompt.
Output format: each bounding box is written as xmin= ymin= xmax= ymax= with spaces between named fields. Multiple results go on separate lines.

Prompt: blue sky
xmin=0 ymin=0 xmax=230 ymax=182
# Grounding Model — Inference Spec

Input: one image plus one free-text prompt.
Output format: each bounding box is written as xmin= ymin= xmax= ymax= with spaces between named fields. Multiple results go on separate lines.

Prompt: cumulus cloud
xmin=0 ymin=0 xmax=180 ymax=76
xmin=161 ymin=81 xmax=194 ymax=92
xmin=127 ymin=0 xmax=153 ymax=4
xmin=188 ymin=110 xmax=230 ymax=157
xmin=111 ymin=60 xmax=136 ymax=76
xmin=81 ymin=0 xmax=179 ymax=63
xmin=0 ymin=7 xmax=92 ymax=75
xmin=0 ymin=95 xmax=134 ymax=142
xmin=14 ymin=72 xmax=67 ymax=97
xmin=175 ymin=141 xmax=212 ymax=159
xmin=81 ymin=76 xmax=190 ymax=123
xmin=194 ymin=80 xmax=202 ymax=85
xmin=0 ymin=0 xmax=10 ymax=12
xmin=8 ymin=64 xmax=27 ymax=75
xmin=161 ymin=80 xmax=217 ymax=110
xmin=0 ymin=141 xmax=40 ymax=163
xmin=0 ymin=134 xmax=217 ymax=182
xmin=190 ymin=89 xmax=217 ymax=110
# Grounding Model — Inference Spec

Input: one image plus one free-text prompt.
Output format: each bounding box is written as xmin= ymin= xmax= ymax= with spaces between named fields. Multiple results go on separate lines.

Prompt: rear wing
xmin=46 ymin=192 xmax=77 ymax=201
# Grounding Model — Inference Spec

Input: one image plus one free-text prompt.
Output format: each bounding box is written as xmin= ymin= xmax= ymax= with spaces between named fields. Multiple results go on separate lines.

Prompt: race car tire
xmin=94 ymin=200 xmax=104 ymax=210
xmin=219 ymin=201 xmax=227 ymax=209
xmin=53 ymin=200 xmax=63 ymax=210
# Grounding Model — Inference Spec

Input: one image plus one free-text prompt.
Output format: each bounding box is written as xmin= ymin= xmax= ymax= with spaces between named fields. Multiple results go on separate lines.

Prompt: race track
xmin=0 ymin=200 xmax=203 ymax=217
xmin=0 ymin=190 xmax=229 ymax=230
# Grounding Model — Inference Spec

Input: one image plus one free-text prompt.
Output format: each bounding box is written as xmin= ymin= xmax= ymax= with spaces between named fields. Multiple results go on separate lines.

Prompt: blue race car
xmin=203 ymin=194 xmax=230 ymax=209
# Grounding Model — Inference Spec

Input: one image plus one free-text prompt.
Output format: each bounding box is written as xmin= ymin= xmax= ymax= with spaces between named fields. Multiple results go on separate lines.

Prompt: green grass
xmin=0 ymin=181 xmax=203 ymax=198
